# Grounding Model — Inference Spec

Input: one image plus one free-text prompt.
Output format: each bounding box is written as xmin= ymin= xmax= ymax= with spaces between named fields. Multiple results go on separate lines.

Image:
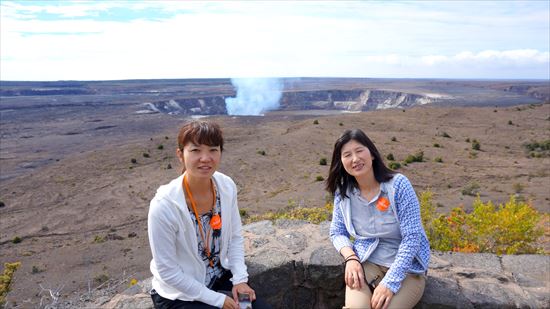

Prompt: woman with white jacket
xmin=148 ymin=121 xmax=270 ymax=309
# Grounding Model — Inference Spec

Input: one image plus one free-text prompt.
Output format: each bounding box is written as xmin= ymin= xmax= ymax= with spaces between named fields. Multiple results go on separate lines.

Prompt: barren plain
xmin=0 ymin=78 xmax=549 ymax=307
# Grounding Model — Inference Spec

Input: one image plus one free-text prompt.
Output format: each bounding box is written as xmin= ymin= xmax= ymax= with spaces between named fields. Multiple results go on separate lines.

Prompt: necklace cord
xmin=183 ymin=174 xmax=216 ymax=267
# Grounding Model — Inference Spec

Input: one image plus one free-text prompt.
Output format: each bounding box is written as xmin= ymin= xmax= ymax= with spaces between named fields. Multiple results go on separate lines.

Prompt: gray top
xmin=350 ymin=186 xmax=402 ymax=267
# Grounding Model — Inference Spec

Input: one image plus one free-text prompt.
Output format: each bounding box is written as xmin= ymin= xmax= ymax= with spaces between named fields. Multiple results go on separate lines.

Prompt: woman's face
xmin=177 ymin=142 xmax=221 ymax=179
xmin=340 ymin=139 xmax=374 ymax=178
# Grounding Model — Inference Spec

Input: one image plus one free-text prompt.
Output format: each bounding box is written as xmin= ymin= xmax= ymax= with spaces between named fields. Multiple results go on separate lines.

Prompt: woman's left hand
xmin=371 ymin=284 xmax=393 ymax=309
xmin=232 ymin=282 xmax=256 ymax=303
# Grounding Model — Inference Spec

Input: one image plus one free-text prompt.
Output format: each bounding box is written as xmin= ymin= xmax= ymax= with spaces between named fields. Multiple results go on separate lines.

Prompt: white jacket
xmin=148 ymin=171 xmax=248 ymax=308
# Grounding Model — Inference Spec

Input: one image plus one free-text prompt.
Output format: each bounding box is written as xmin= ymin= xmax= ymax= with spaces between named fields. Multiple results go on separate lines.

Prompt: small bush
xmin=404 ymin=151 xmax=424 ymax=164
xmin=472 ymin=139 xmax=481 ymax=151
xmin=315 ymin=175 xmax=325 ymax=182
xmin=94 ymin=274 xmax=109 ymax=284
xmin=441 ymin=132 xmax=451 ymax=138
xmin=143 ymin=153 xmax=150 ymax=158
xmin=508 ymin=120 xmax=513 ymax=125
xmin=339 ymin=122 xmax=344 ymax=126
xmin=0 ymin=201 xmax=4 ymax=208
xmin=461 ymin=181 xmax=480 ymax=196
xmin=391 ymin=136 xmax=397 ymax=142
xmin=157 ymin=144 xmax=164 ymax=150
xmin=434 ymin=157 xmax=443 ymax=163
xmin=11 ymin=237 xmax=21 ymax=244
xmin=433 ymin=143 xmax=441 ymax=148
xmin=239 ymin=209 xmax=249 ymax=218
xmin=93 ymin=235 xmax=105 ymax=244
xmin=31 ymin=265 xmax=44 ymax=274
xmin=465 ymin=138 xmax=471 ymax=143
xmin=0 ymin=261 xmax=21 ymax=306
xmin=164 ymin=136 xmax=169 ymax=140
xmin=313 ymin=120 xmax=319 ymax=125
xmin=421 ymin=192 xmax=544 ymax=254
xmin=523 ymin=140 xmax=550 ymax=157
xmin=386 ymin=153 xmax=395 ymax=161
xmin=130 ymin=158 xmax=137 ymax=164
xmin=166 ymin=163 xmax=172 ymax=169
xmin=247 ymin=203 xmax=333 ymax=224
xmin=513 ymin=183 xmax=524 ymax=193
xmin=319 ymin=158 xmax=327 ymax=166
xmin=257 ymin=150 xmax=266 ymax=156
xmin=388 ymin=162 xmax=401 ymax=170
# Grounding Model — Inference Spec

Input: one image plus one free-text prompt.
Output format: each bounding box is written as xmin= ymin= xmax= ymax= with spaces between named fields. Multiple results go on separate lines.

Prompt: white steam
xmin=225 ymin=78 xmax=283 ymax=116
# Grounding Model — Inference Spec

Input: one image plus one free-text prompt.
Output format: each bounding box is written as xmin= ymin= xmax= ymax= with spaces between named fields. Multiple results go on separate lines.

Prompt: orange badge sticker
xmin=376 ymin=197 xmax=390 ymax=212
xmin=210 ymin=214 xmax=222 ymax=230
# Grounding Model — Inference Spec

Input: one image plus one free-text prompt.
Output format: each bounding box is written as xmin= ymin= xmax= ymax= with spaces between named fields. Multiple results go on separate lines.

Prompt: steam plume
xmin=225 ymin=78 xmax=283 ymax=116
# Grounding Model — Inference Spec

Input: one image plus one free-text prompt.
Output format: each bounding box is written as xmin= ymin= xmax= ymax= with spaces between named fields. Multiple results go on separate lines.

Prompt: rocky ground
xmin=0 ymin=103 xmax=549 ymax=307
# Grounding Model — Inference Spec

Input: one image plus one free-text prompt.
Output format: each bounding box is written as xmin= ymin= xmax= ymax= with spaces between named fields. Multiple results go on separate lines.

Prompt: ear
xmin=176 ymin=148 xmax=184 ymax=164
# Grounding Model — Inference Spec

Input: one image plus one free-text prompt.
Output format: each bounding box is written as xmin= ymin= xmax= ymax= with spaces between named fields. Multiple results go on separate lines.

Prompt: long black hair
xmin=325 ymin=129 xmax=395 ymax=198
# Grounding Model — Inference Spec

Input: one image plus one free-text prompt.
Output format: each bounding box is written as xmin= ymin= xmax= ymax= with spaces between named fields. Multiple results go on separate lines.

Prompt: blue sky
xmin=1 ymin=1 xmax=548 ymax=81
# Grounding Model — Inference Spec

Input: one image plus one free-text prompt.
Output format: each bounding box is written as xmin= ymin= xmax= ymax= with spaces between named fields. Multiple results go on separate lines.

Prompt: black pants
xmin=151 ymin=271 xmax=271 ymax=309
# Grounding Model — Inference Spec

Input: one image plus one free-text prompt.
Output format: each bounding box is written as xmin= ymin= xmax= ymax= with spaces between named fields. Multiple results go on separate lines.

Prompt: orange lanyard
xmin=183 ymin=174 xmax=216 ymax=267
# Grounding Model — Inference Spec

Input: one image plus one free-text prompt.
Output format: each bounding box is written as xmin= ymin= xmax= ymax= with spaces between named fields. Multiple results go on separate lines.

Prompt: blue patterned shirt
xmin=329 ymin=174 xmax=431 ymax=293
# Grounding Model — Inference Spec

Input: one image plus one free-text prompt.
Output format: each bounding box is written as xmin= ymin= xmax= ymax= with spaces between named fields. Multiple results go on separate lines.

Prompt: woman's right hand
xmin=223 ymin=295 xmax=238 ymax=309
xmin=345 ymin=259 xmax=365 ymax=290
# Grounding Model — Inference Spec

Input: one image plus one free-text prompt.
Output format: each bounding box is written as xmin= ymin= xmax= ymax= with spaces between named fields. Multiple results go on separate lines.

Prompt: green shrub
xmin=420 ymin=192 xmax=544 ymax=254
xmin=0 ymin=201 xmax=4 ymax=208
xmin=164 ymin=136 xmax=169 ymax=140
xmin=339 ymin=122 xmax=344 ymax=126
xmin=461 ymin=181 xmax=480 ymax=196
xmin=313 ymin=120 xmax=319 ymax=125
xmin=247 ymin=203 xmax=333 ymax=224
xmin=388 ymin=162 xmax=401 ymax=170
xmin=472 ymin=139 xmax=481 ymax=151
xmin=386 ymin=153 xmax=395 ymax=161
xmin=441 ymin=132 xmax=451 ymax=138
xmin=523 ymin=140 xmax=550 ymax=157
xmin=143 ymin=152 xmax=150 ymax=158
xmin=257 ymin=150 xmax=266 ymax=156
xmin=11 ymin=237 xmax=21 ymax=244
xmin=319 ymin=158 xmax=327 ymax=166
xmin=94 ymin=274 xmax=109 ymax=284
xmin=434 ymin=157 xmax=443 ymax=163
xmin=93 ymin=235 xmax=105 ymax=244
xmin=508 ymin=120 xmax=513 ymax=125
xmin=513 ymin=183 xmax=524 ymax=193
xmin=239 ymin=209 xmax=249 ymax=218
xmin=391 ymin=136 xmax=397 ymax=142
xmin=404 ymin=151 xmax=424 ymax=164
xmin=433 ymin=143 xmax=441 ymax=148
xmin=315 ymin=175 xmax=325 ymax=182
xmin=31 ymin=265 xmax=44 ymax=274
xmin=157 ymin=144 xmax=164 ymax=150
xmin=0 ymin=262 xmax=21 ymax=306
xmin=130 ymin=158 xmax=137 ymax=164
xmin=465 ymin=138 xmax=470 ymax=143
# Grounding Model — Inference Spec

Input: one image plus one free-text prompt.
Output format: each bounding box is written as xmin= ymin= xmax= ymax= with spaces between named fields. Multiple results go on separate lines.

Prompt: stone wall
xmin=103 ymin=220 xmax=549 ymax=309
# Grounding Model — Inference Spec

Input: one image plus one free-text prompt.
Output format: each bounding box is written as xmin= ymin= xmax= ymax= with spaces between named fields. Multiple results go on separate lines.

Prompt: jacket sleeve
xmin=148 ymin=197 xmax=226 ymax=307
xmin=225 ymin=180 xmax=248 ymax=285
xmin=329 ymin=193 xmax=353 ymax=253
xmin=379 ymin=175 xmax=423 ymax=294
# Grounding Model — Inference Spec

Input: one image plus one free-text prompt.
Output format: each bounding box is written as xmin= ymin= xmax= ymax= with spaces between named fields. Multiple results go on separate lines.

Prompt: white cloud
xmin=0 ymin=1 xmax=548 ymax=80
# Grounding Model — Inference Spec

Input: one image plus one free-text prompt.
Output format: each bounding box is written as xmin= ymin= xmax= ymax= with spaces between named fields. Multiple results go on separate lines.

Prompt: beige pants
xmin=343 ymin=261 xmax=425 ymax=309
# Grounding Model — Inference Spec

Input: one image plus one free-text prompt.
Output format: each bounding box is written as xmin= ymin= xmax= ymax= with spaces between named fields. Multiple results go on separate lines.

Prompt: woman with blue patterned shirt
xmin=327 ymin=129 xmax=430 ymax=309
xmin=148 ymin=121 xmax=270 ymax=309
